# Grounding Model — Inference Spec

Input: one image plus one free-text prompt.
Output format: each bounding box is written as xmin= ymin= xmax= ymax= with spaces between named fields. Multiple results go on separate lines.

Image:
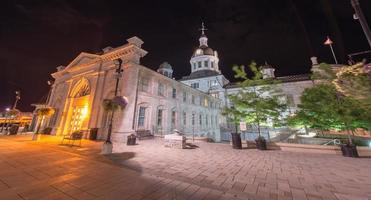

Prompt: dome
xmin=193 ymin=45 xmax=214 ymax=57
xmin=158 ymin=62 xmax=172 ymax=69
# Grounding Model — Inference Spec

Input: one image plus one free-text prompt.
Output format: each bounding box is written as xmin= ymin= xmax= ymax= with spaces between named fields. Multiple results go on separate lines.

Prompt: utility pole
xmin=351 ymin=0 xmax=371 ymax=49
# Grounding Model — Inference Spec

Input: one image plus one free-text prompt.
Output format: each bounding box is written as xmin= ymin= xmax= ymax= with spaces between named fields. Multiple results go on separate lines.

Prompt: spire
xmin=198 ymin=22 xmax=208 ymax=47
xmin=199 ymin=22 xmax=207 ymax=36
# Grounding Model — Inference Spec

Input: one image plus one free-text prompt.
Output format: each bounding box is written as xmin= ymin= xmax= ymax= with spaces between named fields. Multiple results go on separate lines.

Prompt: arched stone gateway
xmin=64 ymin=78 xmax=92 ymax=135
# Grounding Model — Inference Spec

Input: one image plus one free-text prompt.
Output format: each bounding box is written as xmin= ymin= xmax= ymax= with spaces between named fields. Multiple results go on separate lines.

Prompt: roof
xmin=193 ymin=45 xmax=214 ymax=57
xmin=179 ymin=70 xmax=221 ymax=81
xmin=158 ymin=62 xmax=172 ymax=69
xmin=224 ymin=74 xmax=312 ymax=89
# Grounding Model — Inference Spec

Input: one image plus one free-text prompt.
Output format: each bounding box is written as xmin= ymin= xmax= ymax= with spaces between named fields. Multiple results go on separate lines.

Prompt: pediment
xmin=64 ymin=52 xmax=99 ymax=71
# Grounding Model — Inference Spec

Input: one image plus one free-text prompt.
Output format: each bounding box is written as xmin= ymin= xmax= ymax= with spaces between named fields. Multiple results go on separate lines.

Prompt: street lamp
xmin=105 ymin=58 xmax=123 ymax=144
xmin=351 ymin=0 xmax=371 ymax=49
xmin=13 ymin=91 xmax=20 ymax=109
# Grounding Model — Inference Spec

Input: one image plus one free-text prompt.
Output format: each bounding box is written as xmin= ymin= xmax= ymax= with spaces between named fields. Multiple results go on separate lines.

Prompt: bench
xmin=61 ymin=131 xmax=83 ymax=146
xmin=135 ymin=130 xmax=154 ymax=140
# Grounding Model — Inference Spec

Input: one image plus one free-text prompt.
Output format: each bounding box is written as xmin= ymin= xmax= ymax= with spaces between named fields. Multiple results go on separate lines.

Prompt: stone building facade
xmin=45 ymin=27 xmax=319 ymax=145
xmin=46 ymin=36 xmax=221 ymax=143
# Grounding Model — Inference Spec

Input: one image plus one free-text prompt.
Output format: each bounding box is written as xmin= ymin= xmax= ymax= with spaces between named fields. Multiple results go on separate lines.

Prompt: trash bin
xmin=89 ymin=128 xmax=98 ymax=140
xmin=9 ymin=125 xmax=19 ymax=135
xmin=127 ymin=134 xmax=136 ymax=145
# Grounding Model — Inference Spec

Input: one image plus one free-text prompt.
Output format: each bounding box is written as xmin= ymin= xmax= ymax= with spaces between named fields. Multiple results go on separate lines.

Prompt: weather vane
xmin=199 ymin=22 xmax=207 ymax=35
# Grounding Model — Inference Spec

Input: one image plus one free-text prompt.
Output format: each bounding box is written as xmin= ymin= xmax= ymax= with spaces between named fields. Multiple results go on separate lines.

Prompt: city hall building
xmin=45 ymin=29 xmax=314 ymax=144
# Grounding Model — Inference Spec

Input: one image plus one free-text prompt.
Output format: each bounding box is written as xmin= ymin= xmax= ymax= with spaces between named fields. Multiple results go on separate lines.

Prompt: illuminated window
xmin=138 ymin=107 xmax=146 ymax=127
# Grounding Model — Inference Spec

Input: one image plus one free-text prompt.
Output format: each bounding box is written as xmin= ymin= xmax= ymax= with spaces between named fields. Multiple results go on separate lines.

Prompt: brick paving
xmin=0 ymin=135 xmax=370 ymax=200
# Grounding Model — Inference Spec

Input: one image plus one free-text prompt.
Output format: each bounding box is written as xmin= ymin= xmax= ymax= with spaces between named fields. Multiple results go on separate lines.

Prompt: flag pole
xmin=324 ymin=36 xmax=338 ymax=64
xmin=329 ymin=43 xmax=338 ymax=64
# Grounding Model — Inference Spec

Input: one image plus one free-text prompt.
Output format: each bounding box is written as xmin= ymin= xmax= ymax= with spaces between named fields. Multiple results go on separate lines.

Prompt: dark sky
xmin=1 ymin=0 xmax=370 ymax=112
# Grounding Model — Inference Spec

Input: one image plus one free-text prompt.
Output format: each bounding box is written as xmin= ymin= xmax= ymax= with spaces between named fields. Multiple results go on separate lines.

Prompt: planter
xmin=127 ymin=134 xmax=137 ymax=146
xmin=255 ymin=137 xmax=267 ymax=150
xmin=101 ymin=142 xmax=113 ymax=154
xmin=340 ymin=144 xmax=359 ymax=157
xmin=231 ymin=133 xmax=242 ymax=149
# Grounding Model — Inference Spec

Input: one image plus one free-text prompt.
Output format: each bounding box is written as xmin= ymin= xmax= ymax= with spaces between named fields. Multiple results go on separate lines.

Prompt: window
xmin=183 ymin=92 xmax=187 ymax=102
xmin=211 ymin=80 xmax=218 ymax=86
xmin=172 ymin=88 xmax=176 ymax=99
xmin=199 ymin=114 xmax=202 ymax=126
xmin=193 ymin=63 xmax=197 ymax=70
xmin=198 ymin=61 xmax=202 ymax=68
xmin=139 ymin=78 xmax=149 ymax=92
xmin=157 ymin=109 xmax=163 ymax=127
xmin=183 ymin=112 xmax=186 ymax=125
xmin=211 ymin=92 xmax=219 ymax=98
xmin=138 ymin=107 xmax=146 ymax=127
xmin=211 ymin=61 xmax=214 ymax=68
xmin=204 ymin=98 xmax=209 ymax=107
xmin=171 ymin=110 xmax=176 ymax=127
xmin=191 ymin=95 xmax=195 ymax=104
xmin=192 ymin=113 xmax=195 ymax=126
xmin=204 ymin=61 xmax=209 ymax=68
xmin=158 ymin=83 xmax=164 ymax=96
xmin=191 ymin=83 xmax=199 ymax=89
xmin=211 ymin=115 xmax=214 ymax=126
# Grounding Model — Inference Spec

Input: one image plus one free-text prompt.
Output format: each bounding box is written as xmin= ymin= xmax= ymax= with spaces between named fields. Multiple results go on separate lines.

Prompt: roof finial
xmin=199 ymin=22 xmax=207 ymax=36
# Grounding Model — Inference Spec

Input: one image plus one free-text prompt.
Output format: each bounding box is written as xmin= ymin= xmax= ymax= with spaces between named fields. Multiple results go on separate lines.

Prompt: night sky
xmin=1 ymin=0 xmax=370 ymax=112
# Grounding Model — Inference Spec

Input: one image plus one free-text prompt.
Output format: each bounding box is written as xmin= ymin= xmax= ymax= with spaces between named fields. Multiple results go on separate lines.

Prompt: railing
xmin=323 ymin=139 xmax=341 ymax=146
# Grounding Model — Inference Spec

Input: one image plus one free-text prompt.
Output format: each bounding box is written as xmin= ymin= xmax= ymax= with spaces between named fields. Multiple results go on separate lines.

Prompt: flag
xmin=324 ymin=36 xmax=333 ymax=45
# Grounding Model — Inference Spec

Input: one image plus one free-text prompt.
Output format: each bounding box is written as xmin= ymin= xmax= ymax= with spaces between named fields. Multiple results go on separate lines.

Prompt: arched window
xmin=71 ymin=78 xmax=90 ymax=98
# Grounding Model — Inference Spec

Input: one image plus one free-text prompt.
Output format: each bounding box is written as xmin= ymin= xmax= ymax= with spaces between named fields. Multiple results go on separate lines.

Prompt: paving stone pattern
xmin=0 ymin=135 xmax=370 ymax=200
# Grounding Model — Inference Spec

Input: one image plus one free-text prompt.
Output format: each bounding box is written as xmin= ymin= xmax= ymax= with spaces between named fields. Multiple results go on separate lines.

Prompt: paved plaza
xmin=0 ymin=135 xmax=371 ymax=200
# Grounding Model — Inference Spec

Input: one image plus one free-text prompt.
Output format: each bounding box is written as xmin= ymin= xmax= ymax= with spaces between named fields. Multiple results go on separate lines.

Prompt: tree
xmin=289 ymin=83 xmax=370 ymax=144
xmin=35 ymin=107 xmax=55 ymax=134
xmin=228 ymin=62 xmax=287 ymax=139
xmin=309 ymin=62 xmax=371 ymax=140
xmin=313 ymin=62 xmax=371 ymax=107
xmin=221 ymin=106 xmax=244 ymax=134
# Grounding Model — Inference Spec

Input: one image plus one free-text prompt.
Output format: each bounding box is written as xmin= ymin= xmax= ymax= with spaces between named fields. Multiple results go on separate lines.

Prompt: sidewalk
xmin=0 ymin=135 xmax=370 ymax=200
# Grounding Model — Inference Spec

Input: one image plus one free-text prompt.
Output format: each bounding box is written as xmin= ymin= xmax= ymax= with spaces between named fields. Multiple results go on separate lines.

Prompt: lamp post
xmin=13 ymin=91 xmax=21 ymax=110
xmin=351 ymin=0 xmax=371 ymax=49
xmin=105 ymin=58 xmax=123 ymax=144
